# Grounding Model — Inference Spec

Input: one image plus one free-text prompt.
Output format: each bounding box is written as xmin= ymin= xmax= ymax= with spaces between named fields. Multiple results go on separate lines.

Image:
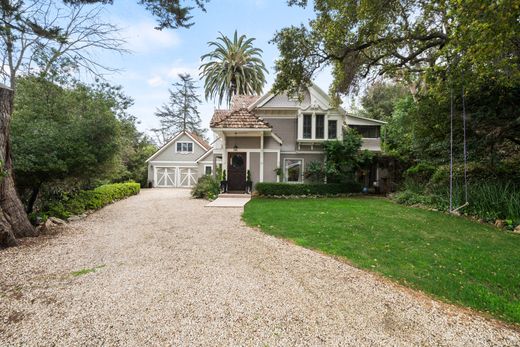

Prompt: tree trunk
xmin=26 ymin=184 xmax=41 ymax=214
xmin=0 ymin=85 xmax=37 ymax=247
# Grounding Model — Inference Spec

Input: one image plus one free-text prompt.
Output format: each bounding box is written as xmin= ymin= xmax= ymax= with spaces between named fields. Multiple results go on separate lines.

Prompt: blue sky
xmin=98 ymin=0 xmax=334 ymax=136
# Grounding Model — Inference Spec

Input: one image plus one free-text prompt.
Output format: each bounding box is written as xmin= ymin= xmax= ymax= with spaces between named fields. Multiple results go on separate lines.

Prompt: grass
xmin=71 ymin=265 xmax=105 ymax=277
xmin=243 ymin=197 xmax=520 ymax=324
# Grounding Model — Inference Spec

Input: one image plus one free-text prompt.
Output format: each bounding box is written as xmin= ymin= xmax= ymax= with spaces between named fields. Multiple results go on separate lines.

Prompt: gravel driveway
xmin=1 ymin=189 xmax=519 ymax=346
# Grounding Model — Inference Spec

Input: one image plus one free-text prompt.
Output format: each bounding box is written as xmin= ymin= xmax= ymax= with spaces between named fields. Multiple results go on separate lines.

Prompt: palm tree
xmin=200 ymin=31 xmax=268 ymax=106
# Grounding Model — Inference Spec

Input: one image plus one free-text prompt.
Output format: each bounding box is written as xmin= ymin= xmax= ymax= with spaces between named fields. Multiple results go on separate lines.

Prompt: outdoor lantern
xmin=233 ymin=132 xmax=238 ymax=151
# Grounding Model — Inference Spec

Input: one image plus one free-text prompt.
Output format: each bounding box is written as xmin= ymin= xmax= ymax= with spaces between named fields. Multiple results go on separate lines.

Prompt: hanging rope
xmin=449 ymin=87 xmax=454 ymax=212
xmin=450 ymin=79 xmax=470 ymax=214
xmin=462 ymin=83 xmax=468 ymax=204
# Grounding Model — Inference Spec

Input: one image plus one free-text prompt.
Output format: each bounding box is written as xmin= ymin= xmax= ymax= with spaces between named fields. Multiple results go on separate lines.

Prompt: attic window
xmin=176 ymin=142 xmax=193 ymax=153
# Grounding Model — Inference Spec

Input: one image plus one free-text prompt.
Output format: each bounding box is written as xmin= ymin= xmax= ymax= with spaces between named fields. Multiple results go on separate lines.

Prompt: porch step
xmin=219 ymin=193 xmax=251 ymax=198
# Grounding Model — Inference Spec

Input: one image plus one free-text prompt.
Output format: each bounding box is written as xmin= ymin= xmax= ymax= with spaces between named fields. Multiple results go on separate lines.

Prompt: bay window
xmin=299 ymin=113 xmax=339 ymax=140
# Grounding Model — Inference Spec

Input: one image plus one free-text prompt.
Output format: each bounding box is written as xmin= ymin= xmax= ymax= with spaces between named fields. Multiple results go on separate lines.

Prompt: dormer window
xmin=176 ymin=142 xmax=193 ymax=153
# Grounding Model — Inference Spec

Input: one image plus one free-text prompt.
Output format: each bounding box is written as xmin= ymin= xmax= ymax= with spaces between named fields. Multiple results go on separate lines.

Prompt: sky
xmin=95 ymin=0 xmax=335 ymax=137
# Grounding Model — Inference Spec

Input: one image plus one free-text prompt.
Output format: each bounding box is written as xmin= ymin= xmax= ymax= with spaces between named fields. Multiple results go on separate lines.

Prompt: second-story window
xmin=328 ymin=120 xmax=337 ymax=139
xmin=315 ymin=115 xmax=324 ymax=139
xmin=303 ymin=114 xmax=312 ymax=139
xmin=176 ymin=142 xmax=193 ymax=153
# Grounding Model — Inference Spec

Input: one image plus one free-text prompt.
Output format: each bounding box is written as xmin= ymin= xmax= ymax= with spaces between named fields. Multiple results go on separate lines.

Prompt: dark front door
xmin=228 ymin=152 xmax=247 ymax=191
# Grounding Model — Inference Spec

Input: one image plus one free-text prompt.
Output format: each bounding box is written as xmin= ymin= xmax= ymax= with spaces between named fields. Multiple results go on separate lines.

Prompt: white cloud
xmin=166 ymin=63 xmax=200 ymax=79
xmin=146 ymin=60 xmax=200 ymax=88
xmin=147 ymin=75 xmax=166 ymax=87
xmin=120 ymin=20 xmax=181 ymax=53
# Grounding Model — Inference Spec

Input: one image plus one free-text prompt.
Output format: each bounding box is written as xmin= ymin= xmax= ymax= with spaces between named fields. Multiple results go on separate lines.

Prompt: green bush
xmin=191 ymin=175 xmax=220 ymax=200
xmin=393 ymin=190 xmax=436 ymax=206
xmin=255 ymin=182 xmax=362 ymax=196
xmin=428 ymin=162 xmax=520 ymax=190
xmin=47 ymin=182 xmax=140 ymax=219
xmin=404 ymin=162 xmax=436 ymax=183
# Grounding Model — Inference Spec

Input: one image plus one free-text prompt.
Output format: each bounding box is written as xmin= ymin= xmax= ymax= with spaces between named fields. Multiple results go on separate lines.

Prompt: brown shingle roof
xmin=209 ymin=94 xmax=261 ymax=127
xmin=230 ymin=95 xmax=260 ymax=111
xmin=212 ymin=108 xmax=271 ymax=129
xmin=210 ymin=109 xmax=231 ymax=127
xmin=186 ymin=131 xmax=211 ymax=150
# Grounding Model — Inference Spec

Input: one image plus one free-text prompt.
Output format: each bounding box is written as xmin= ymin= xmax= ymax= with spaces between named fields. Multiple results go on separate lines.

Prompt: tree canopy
xmin=152 ymin=73 xmax=205 ymax=144
xmin=272 ymin=0 xmax=520 ymax=98
xmin=63 ymin=0 xmax=209 ymax=29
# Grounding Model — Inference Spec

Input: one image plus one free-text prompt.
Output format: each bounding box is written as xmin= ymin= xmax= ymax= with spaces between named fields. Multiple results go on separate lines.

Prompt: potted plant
xmin=245 ymin=170 xmax=253 ymax=193
xmin=274 ymin=167 xmax=283 ymax=181
xmin=220 ymin=169 xmax=228 ymax=193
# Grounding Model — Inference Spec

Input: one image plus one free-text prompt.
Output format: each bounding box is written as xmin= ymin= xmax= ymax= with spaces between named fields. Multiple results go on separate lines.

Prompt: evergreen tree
xmin=153 ymin=74 xmax=206 ymax=144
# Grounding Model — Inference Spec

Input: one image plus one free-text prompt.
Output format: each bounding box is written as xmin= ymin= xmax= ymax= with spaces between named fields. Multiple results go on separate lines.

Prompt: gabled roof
xmin=146 ymin=130 xmax=211 ymax=163
xmin=195 ymin=148 xmax=213 ymax=163
xmin=211 ymin=108 xmax=271 ymax=129
xmin=247 ymin=83 xmax=343 ymax=114
xmin=188 ymin=131 xmax=211 ymax=150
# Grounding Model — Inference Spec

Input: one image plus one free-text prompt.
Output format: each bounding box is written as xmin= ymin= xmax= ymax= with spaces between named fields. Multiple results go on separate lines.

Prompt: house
xmin=146 ymin=83 xmax=386 ymax=190
xmin=146 ymin=131 xmax=212 ymax=188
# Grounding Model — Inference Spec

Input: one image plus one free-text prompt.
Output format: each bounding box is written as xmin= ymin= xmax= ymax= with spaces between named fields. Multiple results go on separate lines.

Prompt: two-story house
xmin=146 ymin=83 xmax=385 ymax=191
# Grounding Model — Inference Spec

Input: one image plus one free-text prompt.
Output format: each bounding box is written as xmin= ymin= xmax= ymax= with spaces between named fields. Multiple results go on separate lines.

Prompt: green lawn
xmin=243 ymin=197 xmax=520 ymax=324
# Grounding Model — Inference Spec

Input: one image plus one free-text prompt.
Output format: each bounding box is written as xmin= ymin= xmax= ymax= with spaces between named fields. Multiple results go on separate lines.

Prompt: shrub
xmin=304 ymin=161 xmax=326 ymax=182
xmin=255 ymin=182 xmax=362 ymax=196
xmin=404 ymin=162 xmax=436 ymax=184
xmin=47 ymin=182 xmax=140 ymax=219
xmin=191 ymin=175 xmax=220 ymax=200
xmin=393 ymin=190 xmax=435 ymax=206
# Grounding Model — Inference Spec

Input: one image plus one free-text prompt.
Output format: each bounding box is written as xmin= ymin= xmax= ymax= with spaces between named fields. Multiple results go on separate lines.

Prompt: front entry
xmin=228 ymin=152 xmax=247 ymax=191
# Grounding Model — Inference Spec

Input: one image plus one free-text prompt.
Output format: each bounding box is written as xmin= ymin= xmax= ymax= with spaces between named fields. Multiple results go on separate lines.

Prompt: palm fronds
xmin=200 ymin=30 xmax=268 ymax=106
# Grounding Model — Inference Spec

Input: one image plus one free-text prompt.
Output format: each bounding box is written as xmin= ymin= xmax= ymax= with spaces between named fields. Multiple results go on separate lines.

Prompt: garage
xmin=155 ymin=167 xmax=198 ymax=188
xmin=146 ymin=131 xmax=212 ymax=188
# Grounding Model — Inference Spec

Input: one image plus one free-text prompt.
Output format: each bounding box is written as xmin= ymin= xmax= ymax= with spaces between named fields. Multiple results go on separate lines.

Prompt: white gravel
xmin=1 ymin=188 xmax=519 ymax=346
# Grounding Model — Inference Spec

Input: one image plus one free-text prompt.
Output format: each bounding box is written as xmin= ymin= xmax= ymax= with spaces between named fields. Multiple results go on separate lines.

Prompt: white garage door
xmin=155 ymin=167 xmax=197 ymax=188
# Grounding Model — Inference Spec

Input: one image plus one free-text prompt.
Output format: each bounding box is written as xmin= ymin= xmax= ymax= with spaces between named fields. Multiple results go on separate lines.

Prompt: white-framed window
xmin=303 ymin=114 xmax=312 ymax=139
xmin=204 ymin=165 xmax=212 ymax=175
xmin=284 ymin=158 xmax=304 ymax=183
xmin=176 ymin=141 xmax=193 ymax=153
xmin=300 ymin=113 xmax=339 ymax=140
xmin=328 ymin=120 xmax=338 ymax=139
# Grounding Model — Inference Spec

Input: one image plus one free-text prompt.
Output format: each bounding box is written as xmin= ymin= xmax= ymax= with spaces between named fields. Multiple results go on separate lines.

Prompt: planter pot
xmin=245 ymin=181 xmax=253 ymax=194
xmin=220 ymin=180 xmax=228 ymax=193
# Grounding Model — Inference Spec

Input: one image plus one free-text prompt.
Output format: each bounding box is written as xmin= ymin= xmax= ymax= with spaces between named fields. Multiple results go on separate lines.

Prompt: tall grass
xmin=395 ymin=180 xmax=520 ymax=225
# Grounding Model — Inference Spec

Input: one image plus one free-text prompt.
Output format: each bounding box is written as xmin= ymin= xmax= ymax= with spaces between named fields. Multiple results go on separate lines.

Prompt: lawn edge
xmin=241 ymin=210 xmax=520 ymax=332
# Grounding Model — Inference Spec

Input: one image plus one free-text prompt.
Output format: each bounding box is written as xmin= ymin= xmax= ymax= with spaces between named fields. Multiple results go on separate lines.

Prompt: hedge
xmin=255 ymin=182 xmax=362 ymax=196
xmin=47 ymin=182 xmax=141 ymax=219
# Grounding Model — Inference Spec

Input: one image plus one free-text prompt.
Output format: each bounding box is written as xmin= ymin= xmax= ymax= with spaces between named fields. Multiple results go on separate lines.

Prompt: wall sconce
xmin=233 ymin=132 xmax=238 ymax=151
